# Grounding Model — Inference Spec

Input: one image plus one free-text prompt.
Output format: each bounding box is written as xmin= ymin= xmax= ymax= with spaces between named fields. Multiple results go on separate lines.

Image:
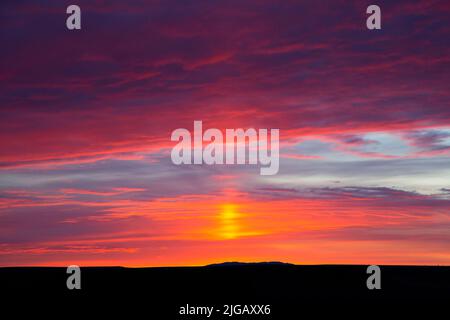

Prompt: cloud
xmin=1 ymin=0 xmax=450 ymax=266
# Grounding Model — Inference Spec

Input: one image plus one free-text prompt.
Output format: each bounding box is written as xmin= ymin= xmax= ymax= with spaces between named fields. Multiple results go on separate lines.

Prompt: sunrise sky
xmin=1 ymin=0 xmax=449 ymax=266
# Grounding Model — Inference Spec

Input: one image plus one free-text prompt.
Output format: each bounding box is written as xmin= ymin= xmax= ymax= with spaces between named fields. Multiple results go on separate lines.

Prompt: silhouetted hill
xmin=206 ymin=261 xmax=294 ymax=267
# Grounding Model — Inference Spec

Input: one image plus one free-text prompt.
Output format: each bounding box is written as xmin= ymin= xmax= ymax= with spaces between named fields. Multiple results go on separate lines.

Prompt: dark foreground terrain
xmin=1 ymin=263 xmax=449 ymax=317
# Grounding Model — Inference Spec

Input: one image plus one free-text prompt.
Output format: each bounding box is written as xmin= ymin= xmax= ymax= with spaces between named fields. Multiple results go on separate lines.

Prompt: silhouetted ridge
xmin=206 ymin=261 xmax=294 ymax=267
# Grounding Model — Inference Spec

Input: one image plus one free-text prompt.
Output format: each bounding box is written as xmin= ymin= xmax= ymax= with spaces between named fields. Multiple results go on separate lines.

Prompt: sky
xmin=0 ymin=0 xmax=449 ymax=266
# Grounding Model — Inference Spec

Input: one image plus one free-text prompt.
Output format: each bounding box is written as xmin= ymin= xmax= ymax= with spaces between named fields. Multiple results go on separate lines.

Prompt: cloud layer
xmin=0 ymin=0 xmax=449 ymax=266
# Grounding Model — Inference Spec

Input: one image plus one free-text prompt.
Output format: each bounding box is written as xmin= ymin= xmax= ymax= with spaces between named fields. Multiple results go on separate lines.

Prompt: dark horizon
xmin=2 ymin=261 xmax=450 ymax=268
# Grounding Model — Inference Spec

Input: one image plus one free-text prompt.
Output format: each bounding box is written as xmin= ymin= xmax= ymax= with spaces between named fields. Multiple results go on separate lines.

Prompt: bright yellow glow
xmin=220 ymin=203 xmax=240 ymax=239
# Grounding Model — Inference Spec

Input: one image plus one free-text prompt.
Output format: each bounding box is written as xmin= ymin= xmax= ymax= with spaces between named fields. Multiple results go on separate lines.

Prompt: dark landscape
xmin=1 ymin=263 xmax=449 ymax=316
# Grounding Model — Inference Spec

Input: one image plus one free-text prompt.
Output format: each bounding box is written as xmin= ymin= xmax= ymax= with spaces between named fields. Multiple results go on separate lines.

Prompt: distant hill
xmin=206 ymin=261 xmax=294 ymax=267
